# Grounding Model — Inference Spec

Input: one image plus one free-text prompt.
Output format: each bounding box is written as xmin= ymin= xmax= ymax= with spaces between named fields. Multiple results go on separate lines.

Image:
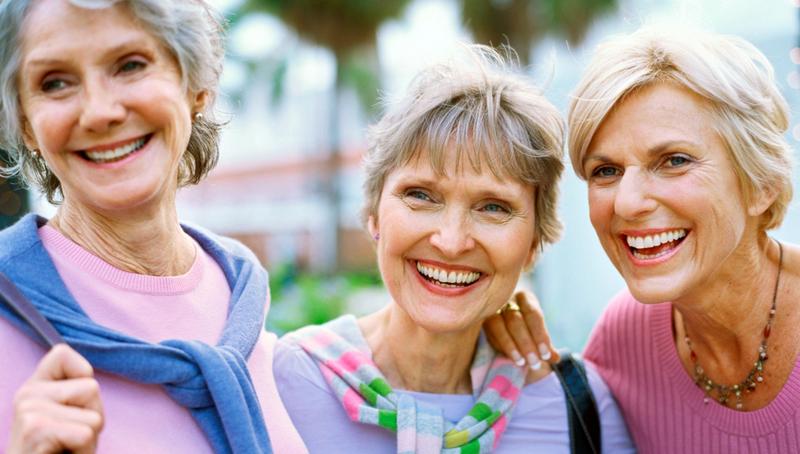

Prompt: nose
xmin=79 ymin=75 xmax=126 ymax=133
xmin=429 ymin=208 xmax=476 ymax=257
xmin=613 ymin=167 xmax=658 ymax=220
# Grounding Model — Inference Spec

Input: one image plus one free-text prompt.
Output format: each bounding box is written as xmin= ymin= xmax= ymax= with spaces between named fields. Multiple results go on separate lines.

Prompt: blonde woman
xmin=488 ymin=26 xmax=800 ymax=453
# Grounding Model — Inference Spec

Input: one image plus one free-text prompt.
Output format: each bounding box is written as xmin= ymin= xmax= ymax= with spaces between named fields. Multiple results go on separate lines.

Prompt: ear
xmin=367 ymin=215 xmax=379 ymax=240
xmin=747 ymin=184 xmax=779 ymax=218
xmin=21 ymin=117 xmax=39 ymax=151
xmin=193 ymin=90 xmax=210 ymax=114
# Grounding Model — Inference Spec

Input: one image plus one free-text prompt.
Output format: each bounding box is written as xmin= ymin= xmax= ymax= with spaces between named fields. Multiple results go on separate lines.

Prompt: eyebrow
xmin=583 ymin=140 xmax=701 ymax=169
xmin=24 ymin=38 xmax=154 ymax=69
xmin=394 ymin=173 xmax=526 ymax=200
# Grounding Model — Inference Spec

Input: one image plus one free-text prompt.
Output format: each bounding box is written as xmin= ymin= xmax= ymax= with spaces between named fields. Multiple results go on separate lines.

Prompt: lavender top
xmin=274 ymin=323 xmax=634 ymax=453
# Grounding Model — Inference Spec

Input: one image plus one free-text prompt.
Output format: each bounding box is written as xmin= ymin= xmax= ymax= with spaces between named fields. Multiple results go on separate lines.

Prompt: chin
xmin=409 ymin=308 xmax=478 ymax=335
xmin=625 ymin=279 xmax=686 ymax=304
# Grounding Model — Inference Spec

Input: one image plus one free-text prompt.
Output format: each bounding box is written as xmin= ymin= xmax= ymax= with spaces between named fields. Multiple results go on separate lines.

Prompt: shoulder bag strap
xmin=0 ymin=271 xmax=63 ymax=347
xmin=553 ymin=350 xmax=602 ymax=454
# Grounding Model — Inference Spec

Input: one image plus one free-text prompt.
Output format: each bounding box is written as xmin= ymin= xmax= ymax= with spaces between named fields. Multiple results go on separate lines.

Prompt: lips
xmin=80 ymin=134 xmax=152 ymax=163
xmin=623 ymin=229 xmax=688 ymax=260
xmin=415 ymin=260 xmax=482 ymax=288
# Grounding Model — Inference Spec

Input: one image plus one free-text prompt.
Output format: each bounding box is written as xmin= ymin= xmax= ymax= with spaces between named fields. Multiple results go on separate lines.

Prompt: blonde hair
xmin=363 ymin=45 xmax=565 ymax=246
xmin=568 ymin=25 xmax=793 ymax=230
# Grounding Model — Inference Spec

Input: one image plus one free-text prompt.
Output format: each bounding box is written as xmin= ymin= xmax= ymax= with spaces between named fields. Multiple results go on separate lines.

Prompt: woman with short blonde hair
xmin=489 ymin=26 xmax=800 ymax=453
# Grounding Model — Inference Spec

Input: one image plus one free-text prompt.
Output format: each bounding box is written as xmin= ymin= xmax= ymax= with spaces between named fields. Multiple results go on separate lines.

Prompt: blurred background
xmin=6 ymin=0 xmax=800 ymax=350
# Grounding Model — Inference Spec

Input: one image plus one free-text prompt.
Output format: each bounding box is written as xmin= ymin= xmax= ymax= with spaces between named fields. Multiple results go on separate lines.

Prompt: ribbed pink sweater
xmin=585 ymin=290 xmax=800 ymax=453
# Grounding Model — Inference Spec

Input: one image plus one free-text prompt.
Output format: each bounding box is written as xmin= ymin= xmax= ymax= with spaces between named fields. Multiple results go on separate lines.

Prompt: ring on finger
xmin=497 ymin=300 xmax=521 ymax=315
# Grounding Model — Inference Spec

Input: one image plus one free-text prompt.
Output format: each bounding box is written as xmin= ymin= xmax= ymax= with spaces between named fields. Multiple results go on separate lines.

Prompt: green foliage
xmin=461 ymin=0 xmax=618 ymax=64
xmin=243 ymin=0 xmax=412 ymax=55
xmin=266 ymin=266 xmax=383 ymax=335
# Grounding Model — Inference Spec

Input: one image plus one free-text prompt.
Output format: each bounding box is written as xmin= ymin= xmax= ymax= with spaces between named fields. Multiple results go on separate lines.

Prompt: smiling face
xmin=17 ymin=0 xmax=201 ymax=214
xmin=584 ymin=83 xmax=769 ymax=303
xmin=369 ymin=148 xmax=538 ymax=334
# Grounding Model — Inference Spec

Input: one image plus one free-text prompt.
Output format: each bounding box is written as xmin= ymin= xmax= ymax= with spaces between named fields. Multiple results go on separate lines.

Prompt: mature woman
xmin=487 ymin=26 xmax=800 ymax=452
xmin=272 ymin=46 xmax=634 ymax=453
xmin=0 ymin=0 xmax=304 ymax=452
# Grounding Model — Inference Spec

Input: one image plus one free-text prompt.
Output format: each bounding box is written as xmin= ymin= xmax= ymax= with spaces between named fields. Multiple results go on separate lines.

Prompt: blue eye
xmin=119 ymin=60 xmax=146 ymax=73
xmin=667 ymin=155 xmax=690 ymax=167
xmin=41 ymin=79 xmax=67 ymax=93
xmin=407 ymin=190 xmax=432 ymax=202
xmin=592 ymin=166 xmax=620 ymax=178
xmin=482 ymin=203 xmax=508 ymax=213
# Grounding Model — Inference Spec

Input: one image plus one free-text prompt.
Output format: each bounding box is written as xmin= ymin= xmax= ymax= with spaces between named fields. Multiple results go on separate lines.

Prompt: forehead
xmin=390 ymin=146 xmax=534 ymax=196
xmin=588 ymin=83 xmax=718 ymax=156
xmin=22 ymin=0 xmax=155 ymax=62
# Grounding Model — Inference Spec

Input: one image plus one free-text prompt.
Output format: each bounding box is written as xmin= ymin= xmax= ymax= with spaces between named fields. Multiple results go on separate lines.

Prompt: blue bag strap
xmin=0 ymin=271 xmax=63 ymax=348
xmin=553 ymin=350 xmax=601 ymax=454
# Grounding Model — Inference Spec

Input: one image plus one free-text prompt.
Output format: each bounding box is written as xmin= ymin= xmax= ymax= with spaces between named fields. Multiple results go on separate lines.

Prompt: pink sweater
xmin=0 ymin=225 xmax=306 ymax=453
xmin=585 ymin=290 xmax=800 ymax=453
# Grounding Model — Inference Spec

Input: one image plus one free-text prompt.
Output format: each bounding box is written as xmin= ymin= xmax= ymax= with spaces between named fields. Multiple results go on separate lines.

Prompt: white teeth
xmin=85 ymin=137 xmax=147 ymax=162
xmin=415 ymin=261 xmax=480 ymax=286
xmin=625 ymin=229 xmax=687 ymax=252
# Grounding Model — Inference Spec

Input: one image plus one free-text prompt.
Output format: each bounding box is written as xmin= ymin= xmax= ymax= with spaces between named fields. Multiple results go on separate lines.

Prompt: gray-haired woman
xmin=0 ymin=0 xmax=304 ymax=452
xmin=273 ymin=45 xmax=635 ymax=453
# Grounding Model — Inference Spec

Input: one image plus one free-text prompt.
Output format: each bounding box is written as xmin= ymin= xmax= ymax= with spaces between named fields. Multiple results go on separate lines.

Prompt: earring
xmin=31 ymin=148 xmax=40 ymax=158
xmin=373 ymin=233 xmax=380 ymax=241
xmin=194 ymin=112 xmax=204 ymax=122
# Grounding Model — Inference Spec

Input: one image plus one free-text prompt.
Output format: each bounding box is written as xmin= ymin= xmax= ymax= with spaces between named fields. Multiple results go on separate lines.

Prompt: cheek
xmin=125 ymin=81 xmax=192 ymax=151
xmin=587 ymin=188 xmax=613 ymax=233
xmin=26 ymin=102 xmax=75 ymax=152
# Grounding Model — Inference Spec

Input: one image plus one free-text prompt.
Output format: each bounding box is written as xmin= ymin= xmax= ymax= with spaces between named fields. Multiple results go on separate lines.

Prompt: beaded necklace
xmin=682 ymin=241 xmax=783 ymax=411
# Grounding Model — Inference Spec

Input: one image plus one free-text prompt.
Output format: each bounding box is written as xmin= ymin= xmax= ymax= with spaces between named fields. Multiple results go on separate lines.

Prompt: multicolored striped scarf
xmin=288 ymin=315 xmax=525 ymax=453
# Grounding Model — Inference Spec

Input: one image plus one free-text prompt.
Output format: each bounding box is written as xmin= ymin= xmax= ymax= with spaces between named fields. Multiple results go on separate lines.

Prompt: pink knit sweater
xmin=585 ymin=290 xmax=800 ymax=453
xmin=0 ymin=225 xmax=306 ymax=453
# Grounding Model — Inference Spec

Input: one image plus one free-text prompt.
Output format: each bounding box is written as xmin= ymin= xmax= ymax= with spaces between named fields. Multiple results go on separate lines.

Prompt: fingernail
xmin=539 ymin=343 xmax=552 ymax=361
xmin=527 ymin=353 xmax=542 ymax=370
xmin=511 ymin=350 xmax=526 ymax=366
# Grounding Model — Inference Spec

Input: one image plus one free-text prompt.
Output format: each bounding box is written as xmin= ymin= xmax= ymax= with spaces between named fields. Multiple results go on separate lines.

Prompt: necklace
xmin=682 ymin=241 xmax=784 ymax=410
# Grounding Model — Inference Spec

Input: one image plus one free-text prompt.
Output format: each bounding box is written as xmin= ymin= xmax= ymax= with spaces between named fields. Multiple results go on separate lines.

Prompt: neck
xmin=49 ymin=198 xmax=195 ymax=276
xmin=359 ymin=306 xmax=482 ymax=394
xmin=675 ymin=233 xmax=780 ymax=370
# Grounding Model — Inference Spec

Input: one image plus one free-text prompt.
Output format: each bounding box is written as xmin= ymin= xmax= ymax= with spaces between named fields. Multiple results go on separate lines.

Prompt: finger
xmin=17 ymin=399 xmax=103 ymax=433
xmin=515 ymin=291 xmax=560 ymax=362
xmin=484 ymin=315 xmax=526 ymax=367
xmin=39 ymin=418 xmax=98 ymax=454
xmin=502 ymin=309 xmax=543 ymax=370
xmin=11 ymin=404 xmax=102 ymax=454
xmin=32 ymin=344 xmax=93 ymax=381
xmin=16 ymin=377 xmax=102 ymax=408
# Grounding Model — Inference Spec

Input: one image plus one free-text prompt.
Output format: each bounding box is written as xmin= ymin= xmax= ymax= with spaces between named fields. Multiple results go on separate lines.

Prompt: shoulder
xmin=273 ymin=336 xmax=328 ymax=390
xmin=180 ymin=221 xmax=261 ymax=266
xmin=0 ymin=214 xmax=42 ymax=267
xmin=582 ymin=360 xmax=636 ymax=452
xmin=584 ymin=289 xmax=652 ymax=357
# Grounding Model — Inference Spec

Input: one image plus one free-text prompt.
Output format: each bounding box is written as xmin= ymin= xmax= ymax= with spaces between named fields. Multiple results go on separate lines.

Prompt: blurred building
xmin=177 ymin=147 xmax=376 ymax=272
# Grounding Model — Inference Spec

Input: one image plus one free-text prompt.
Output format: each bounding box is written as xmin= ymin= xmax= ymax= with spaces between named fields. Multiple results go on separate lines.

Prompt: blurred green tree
xmin=461 ymin=0 xmax=617 ymax=65
xmin=239 ymin=0 xmax=413 ymax=272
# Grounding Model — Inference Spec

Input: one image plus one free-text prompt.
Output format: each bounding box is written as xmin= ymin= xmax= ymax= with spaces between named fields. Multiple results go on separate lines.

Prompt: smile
xmin=624 ymin=229 xmax=687 ymax=260
xmin=416 ymin=261 xmax=481 ymax=288
xmin=81 ymin=134 xmax=151 ymax=163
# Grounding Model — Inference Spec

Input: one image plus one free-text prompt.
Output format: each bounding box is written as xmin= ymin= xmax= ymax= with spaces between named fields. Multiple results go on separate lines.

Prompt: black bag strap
xmin=0 ymin=271 xmax=63 ymax=348
xmin=553 ymin=350 xmax=602 ymax=454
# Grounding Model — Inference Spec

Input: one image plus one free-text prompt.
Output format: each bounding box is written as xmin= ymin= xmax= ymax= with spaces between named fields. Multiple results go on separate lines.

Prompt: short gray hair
xmin=0 ymin=0 xmax=225 ymax=203
xmin=363 ymin=45 xmax=565 ymax=247
xmin=568 ymin=25 xmax=794 ymax=231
